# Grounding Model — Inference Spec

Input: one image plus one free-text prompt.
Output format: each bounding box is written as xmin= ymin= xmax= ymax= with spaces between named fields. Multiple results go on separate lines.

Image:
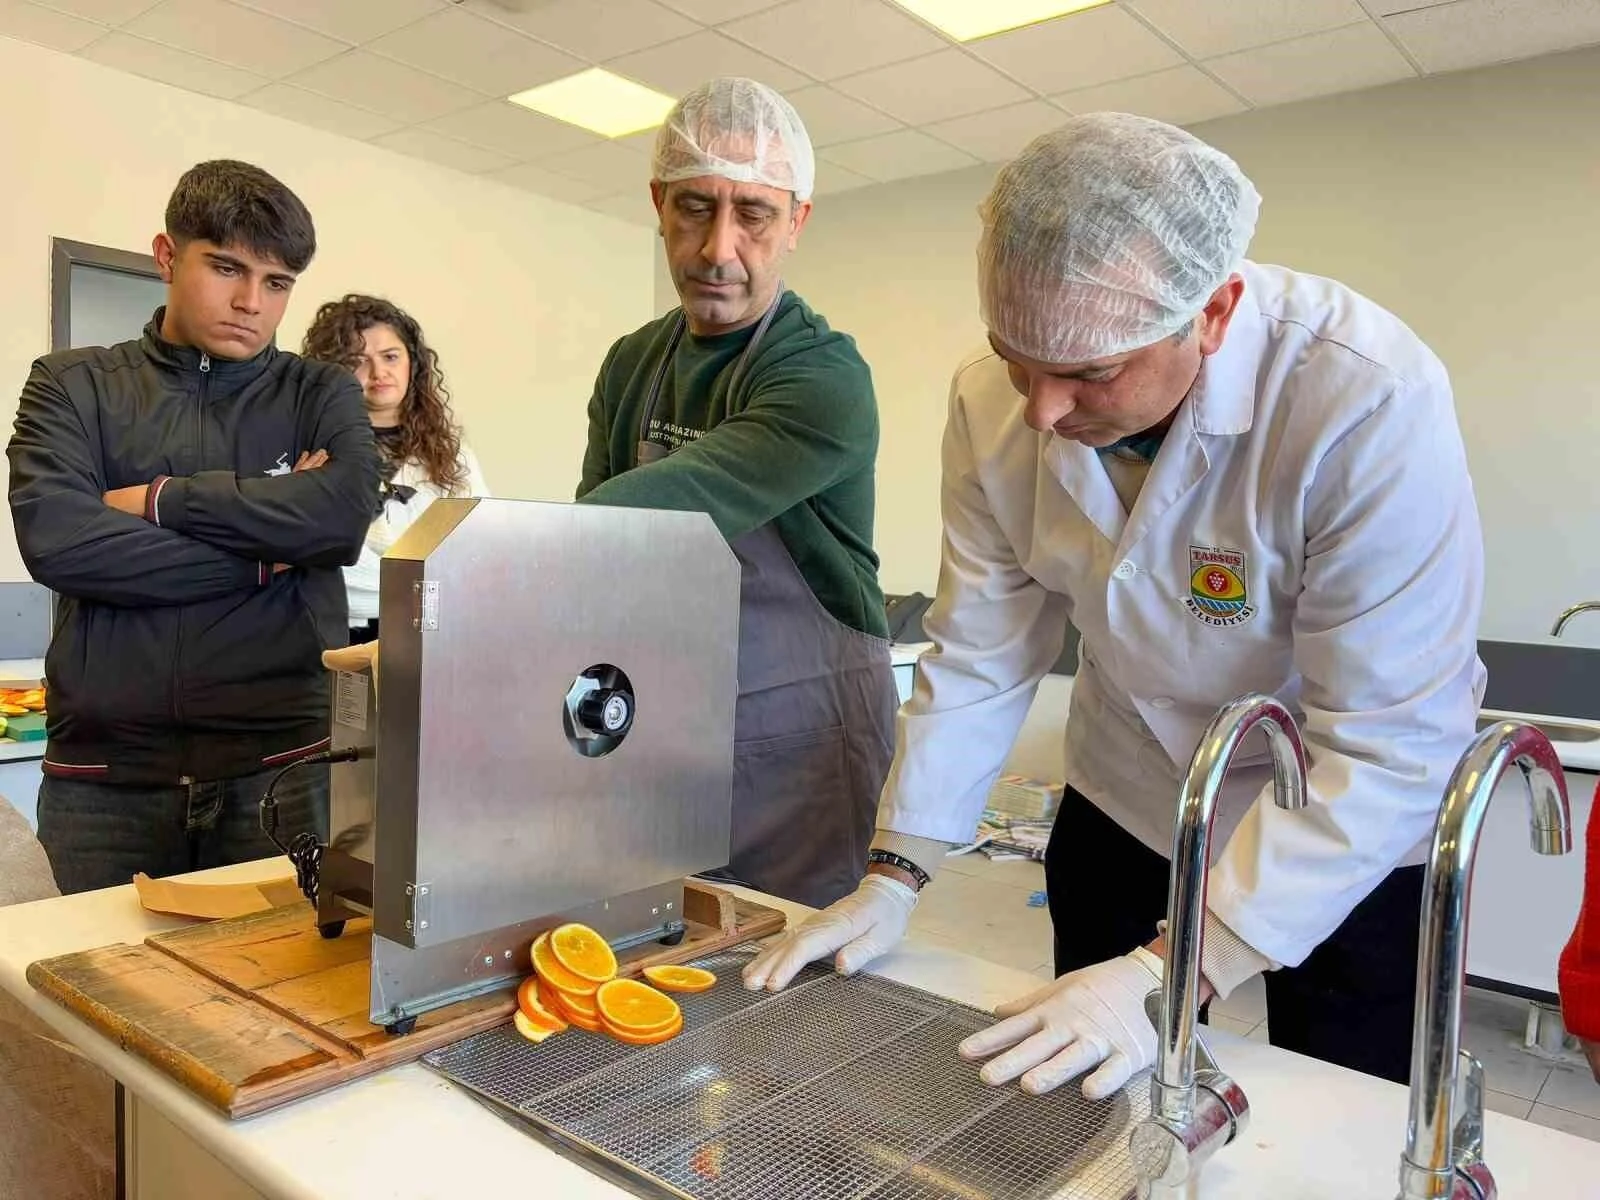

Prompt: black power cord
xmin=258 ymin=745 xmax=368 ymax=908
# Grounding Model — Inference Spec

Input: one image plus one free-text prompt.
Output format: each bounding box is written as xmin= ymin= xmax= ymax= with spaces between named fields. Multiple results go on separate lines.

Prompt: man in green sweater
xmin=576 ymin=77 xmax=898 ymax=908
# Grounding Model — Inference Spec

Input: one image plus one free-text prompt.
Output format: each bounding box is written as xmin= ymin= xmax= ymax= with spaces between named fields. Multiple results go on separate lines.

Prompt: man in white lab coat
xmin=746 ymin=113 xmax=1485 ymax=1098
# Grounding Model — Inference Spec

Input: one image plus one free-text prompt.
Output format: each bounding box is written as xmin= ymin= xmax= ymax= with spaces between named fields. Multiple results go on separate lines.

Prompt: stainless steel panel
xmin=374 ymin=499 xmax=741 ymax=950
xmin=425 ymin=948 xmax=1143 ymax=1199
xmin=1474 ymin=714 xmax=1600 ymax=743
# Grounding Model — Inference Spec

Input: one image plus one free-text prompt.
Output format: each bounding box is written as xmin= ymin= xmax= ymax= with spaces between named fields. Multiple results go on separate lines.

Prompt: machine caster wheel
xmin=318 ymin=920 xmax=346 ymax=940
xmin=658 ymin=927 xmax=687 ymax=947
xmin=384 ymin=1015 xmax=417 ymax=1037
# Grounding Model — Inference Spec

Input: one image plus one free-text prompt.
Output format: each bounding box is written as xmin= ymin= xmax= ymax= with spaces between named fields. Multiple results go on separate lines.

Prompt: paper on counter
xmin=132 ymin=872 xmax=304 ymax=920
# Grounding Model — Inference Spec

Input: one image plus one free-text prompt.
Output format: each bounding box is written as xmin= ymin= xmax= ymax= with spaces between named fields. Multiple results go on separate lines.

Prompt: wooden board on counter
xmin=26 ymin=880 xmax=785 ymax=1119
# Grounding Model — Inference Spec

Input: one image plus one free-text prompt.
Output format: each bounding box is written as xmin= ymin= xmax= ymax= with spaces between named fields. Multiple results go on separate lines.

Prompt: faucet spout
xmin=1398 ymin=721 xmax=1572 ymax=1200
xmin=1131 ymin=693 xmax=1309 ymax=1196
xmin=1550 ymin=599 xmax=1600 ymax=637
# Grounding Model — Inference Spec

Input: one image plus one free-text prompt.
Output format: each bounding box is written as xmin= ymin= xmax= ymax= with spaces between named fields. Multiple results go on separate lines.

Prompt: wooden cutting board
xmin=27 ymin=881 xmax=785 ymax=1118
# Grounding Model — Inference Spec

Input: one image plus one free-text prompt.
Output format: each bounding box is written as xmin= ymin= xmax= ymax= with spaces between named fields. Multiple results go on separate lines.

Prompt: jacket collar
xmin=141 ymin=307 xmax=278 ymax=379
xmin=1183 ymin=266 xmax=1264 ymax=439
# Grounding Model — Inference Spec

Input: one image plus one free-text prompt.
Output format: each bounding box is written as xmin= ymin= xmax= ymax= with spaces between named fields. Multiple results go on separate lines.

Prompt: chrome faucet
xmin=1397 ymin=721 xmax=1572 ymax=1200
xmin=1550 ymin=600 xmax=1600 ymax=637
xmin=1130 ymin=693 xmax=1309 ymax=1198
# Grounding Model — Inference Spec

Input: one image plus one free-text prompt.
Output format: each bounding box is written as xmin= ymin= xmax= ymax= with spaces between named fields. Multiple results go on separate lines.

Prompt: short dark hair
xmin=164 ymin=160 xmax=317 ymax=273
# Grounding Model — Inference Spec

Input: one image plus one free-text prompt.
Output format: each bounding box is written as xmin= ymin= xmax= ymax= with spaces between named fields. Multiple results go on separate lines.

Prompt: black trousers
xmin=1044 ymin=785 xmax=1425 ymax=1085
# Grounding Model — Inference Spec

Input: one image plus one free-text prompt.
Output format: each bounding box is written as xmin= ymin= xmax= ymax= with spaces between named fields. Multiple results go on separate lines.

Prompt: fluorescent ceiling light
xmin=890 ymin=0 xmax=1112 ymax=41
xmin=508 ymin=68 xmax=675 ymax=138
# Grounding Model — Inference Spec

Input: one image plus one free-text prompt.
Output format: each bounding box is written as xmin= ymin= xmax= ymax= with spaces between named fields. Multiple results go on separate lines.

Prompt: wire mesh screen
xmin=424 ymin=947 xmax=1144 ymax=1199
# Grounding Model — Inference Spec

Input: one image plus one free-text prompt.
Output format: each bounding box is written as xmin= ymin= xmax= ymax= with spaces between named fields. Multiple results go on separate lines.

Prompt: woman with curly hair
xmin=301 ymin=294 xmax=488 ymax=643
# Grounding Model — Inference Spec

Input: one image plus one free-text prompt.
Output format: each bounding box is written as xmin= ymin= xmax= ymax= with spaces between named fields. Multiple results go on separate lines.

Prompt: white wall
xmin=0 ymin=36 xmax=656 ymax=581
xmin=783 ymin=45 xmax=1600 ymax=641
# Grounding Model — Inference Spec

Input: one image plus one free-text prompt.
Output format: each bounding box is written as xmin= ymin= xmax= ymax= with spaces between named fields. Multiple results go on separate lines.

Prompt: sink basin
xmin=1475 ymin=715 xmax=1600 ymax=743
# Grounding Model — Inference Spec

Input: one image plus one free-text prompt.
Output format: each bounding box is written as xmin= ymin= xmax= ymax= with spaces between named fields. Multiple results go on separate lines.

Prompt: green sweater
xmin=577 ymin=292 xmax=889 ymax=639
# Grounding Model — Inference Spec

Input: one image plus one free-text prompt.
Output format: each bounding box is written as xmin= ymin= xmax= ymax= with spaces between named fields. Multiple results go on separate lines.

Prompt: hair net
xmin=652 ymin=77 xmax=815 ymax=201
xmin=977 ymin=112 xmax=1260 ymax=363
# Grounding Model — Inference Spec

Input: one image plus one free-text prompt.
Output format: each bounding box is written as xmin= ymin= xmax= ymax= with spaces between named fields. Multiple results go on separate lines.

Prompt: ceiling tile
xmin=1054 ymin=64 xmax=1247 ymax=125
xmin=812 ymin=160 xmax=877 ymax=194
xmin=80 ymin=31 xmax=268 ymax=97
xmin=924 ymin=99 xmax=1067 ymax=162
xmin=1365 ymin=0 xmax=1458 ymax=12
xmin=605 ymin=29 xmax=808 ymax=97
xmin=583 ymin=192 xmax=662 ymax=227
xmin=0 ymin=1 xmax=106 ymax=51
xmin=786 ymin=84 xmax=901 ymax=146
xmin=243 ymin=81 xmax=403 ymax=139
xmin=27 ymin=0 xmax=158 ymax=22
xmin=228 ymin=0 xmax=444 ymax=43
xmin=613 ymin=127 xmax=663 ymax=154
xmin=1384 ymin=0 xmax=1600 ymax=74
xmin=1205 ymin=20 xmax=1416 ymax=106
xmin=721 ymin=0 xmax=948 ymax=81
xmin=424 ymin=101 xmax=602 ymax=160
xmin=655 ymin=0 xmax=781 ymax=19
xmin=466 ymin=0 xmax=699 ymax=61
xmin=969 ymin=5 xmax=1184 ymax=94
xmin=833 ymin=49 xmax=1032 ymax=125
xmin=371 ymin=128 xmax=515 ymax=175
xmin=286 ymin=50 xmax=482 ymax=124
xmin=123 ymin=0 xmax=345 ymax=76
xmin=485 ymin=161 xmax=613 ymax=204
xmin=819 ymin=128 xmax=978 ymax=182
xmin=536 ymin=141 xmax=654 ymax=193
xmin=367 ymin=8 xmax=583 ymax=98
xmin=1123 ymin=0 xmax=1368 ymax=59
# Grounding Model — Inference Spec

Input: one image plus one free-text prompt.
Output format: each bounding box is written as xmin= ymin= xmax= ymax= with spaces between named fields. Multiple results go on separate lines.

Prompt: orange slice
xmin=552 ymin=985 xmax=599 ymax=1021
xmin=608 ymin=1014 xmax=684 ymax=1045
xmin=517 ymin=976 xmax=567 ymax=1033
xmin=596 ymin=978 xmax=681 ymax=1035
xmin=531 ymin=932 xmax=599 ymax=997
xmin=642 ymin=965 xmax=717 ymax=993
xmin=513 ymin=1010 xmax=556 ymax=1043
xmin=550 ymin=991 xmax=605 ymax=1033
xmin=600 ymin=1004 xmax=679 ymax=1038
xmin=549 ymin=923 xmax=618 ymax=984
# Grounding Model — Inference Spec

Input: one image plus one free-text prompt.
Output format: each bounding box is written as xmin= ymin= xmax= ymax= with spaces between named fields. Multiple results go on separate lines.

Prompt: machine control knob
xmin=577 ymin=688 xmax=634 ymax=737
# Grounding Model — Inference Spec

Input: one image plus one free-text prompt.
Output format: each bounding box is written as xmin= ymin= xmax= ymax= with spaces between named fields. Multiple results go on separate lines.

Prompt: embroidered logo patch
xmin=1183 ymin=545 xmax=1256 ymax=627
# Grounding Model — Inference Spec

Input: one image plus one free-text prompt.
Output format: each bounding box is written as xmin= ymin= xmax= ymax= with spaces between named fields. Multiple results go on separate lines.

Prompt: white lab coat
xmin=344 ymin=445 xmax=490 ymax=623
xmin=879 ymin=262 xmax=1485 ymax=971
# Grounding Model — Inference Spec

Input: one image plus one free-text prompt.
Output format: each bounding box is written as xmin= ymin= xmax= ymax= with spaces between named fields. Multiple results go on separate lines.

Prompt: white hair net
xmin=652 ymin=77 xmax=815 ymax=202
xmin=978 ymin=112 xmax=1260 ymax=363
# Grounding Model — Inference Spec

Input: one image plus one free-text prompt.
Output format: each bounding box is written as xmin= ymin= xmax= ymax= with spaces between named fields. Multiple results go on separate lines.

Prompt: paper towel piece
xmin=132 ymin=872 xmax=304 ymax=920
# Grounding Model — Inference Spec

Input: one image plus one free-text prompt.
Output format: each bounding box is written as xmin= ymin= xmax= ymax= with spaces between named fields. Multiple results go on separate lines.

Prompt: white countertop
xmin=2 ymin=858 xmax=1599 ymax=1199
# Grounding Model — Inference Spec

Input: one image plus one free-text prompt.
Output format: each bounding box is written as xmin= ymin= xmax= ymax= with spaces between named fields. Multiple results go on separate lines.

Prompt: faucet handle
xmin=1142 ymin=987 xmax=1227 ymax=1077
xmin=1450 ymin=1051 xmax=1498 ymax=1199
xmin=1452 ymin=1050 xmax=1485 ymax=1167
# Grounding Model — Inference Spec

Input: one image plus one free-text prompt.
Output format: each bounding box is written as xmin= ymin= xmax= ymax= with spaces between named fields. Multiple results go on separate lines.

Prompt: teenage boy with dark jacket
xmin=7 ymin=159 xmax=378 ymax=894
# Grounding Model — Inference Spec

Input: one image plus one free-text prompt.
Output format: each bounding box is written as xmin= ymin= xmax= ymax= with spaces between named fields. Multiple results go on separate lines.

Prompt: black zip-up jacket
xmin=6 ymin=310 xmax=379 ymax=785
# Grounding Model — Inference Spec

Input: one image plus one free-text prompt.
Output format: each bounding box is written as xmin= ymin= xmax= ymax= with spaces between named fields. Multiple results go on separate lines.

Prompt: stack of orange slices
xmin=511 ymin=922 xmax=718 ymax=1047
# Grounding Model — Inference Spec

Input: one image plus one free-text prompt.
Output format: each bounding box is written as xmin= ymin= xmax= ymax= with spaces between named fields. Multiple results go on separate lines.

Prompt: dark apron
xmin=634 ymin=295 xmax=897 ymax=907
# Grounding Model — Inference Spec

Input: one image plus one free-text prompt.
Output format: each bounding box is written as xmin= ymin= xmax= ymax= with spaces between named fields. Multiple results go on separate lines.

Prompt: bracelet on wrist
xmin=866 ymin=849 xmax=930 ymax=891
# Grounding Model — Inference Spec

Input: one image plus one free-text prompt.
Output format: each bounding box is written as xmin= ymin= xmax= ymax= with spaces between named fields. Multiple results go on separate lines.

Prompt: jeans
xmin=36 ymin=765 xmax=328 ymax=896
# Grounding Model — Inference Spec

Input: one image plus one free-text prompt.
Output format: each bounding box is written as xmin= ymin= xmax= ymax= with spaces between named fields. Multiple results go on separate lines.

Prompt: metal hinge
xmin=403 ymin=881 xmax=432 ymax=934
xmin=412 ymin=580 xmax=440 ymax=631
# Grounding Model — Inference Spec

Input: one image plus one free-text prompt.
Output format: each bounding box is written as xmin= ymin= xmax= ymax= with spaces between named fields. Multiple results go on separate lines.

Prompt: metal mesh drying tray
xmin=423 ymin=946 xmax=1145 ymax=1199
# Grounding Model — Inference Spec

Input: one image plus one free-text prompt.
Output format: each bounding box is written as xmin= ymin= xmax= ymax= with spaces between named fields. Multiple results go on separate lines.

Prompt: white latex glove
xmin=958 ymin=946 xmax=1164 ymax=1099
xmin=322 ymin=641 xmax=380 ymax=686
xmin=742 ymin=874 xmax=917 ymax=992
